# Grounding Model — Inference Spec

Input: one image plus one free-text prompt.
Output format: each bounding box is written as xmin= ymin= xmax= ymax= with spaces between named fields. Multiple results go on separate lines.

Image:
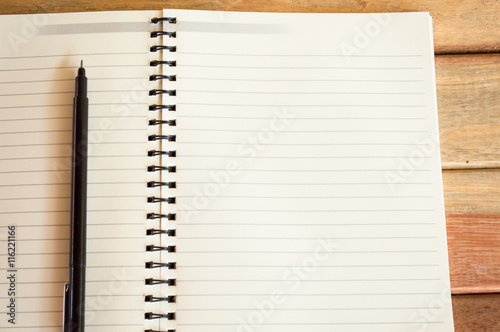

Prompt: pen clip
xmin=63 ymin=283 xmax=70 ymax=331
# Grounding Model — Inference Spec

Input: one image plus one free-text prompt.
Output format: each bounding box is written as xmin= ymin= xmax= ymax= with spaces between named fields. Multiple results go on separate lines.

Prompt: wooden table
xmin=1 ymin=0 xmax=498 ymax=330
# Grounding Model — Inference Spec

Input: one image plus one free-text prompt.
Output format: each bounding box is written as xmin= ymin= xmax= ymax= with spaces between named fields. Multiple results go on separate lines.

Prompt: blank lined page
xmin=168 ymin=10 xmax=454 ymax=332
xmin=0 ymin=11 xmax=159 ymax=331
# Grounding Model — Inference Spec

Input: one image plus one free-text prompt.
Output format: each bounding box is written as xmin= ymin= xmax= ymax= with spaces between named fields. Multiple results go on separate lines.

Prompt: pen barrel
xmin=66 ymin=265 xmax=86 ymax=331
xmin=71 ymin=80 xmax=88 ymax=269
xmin=67 ymin=71 xmax=88 ymax=332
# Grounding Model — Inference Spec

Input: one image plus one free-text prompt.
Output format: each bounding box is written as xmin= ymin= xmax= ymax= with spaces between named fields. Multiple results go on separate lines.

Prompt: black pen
xmin=64 ymin=60 xmax=88 ymax=332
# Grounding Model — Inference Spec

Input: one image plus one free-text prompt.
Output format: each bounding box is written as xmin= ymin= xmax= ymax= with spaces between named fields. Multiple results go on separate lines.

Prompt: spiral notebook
xmin=0 ymin=9 xmax=454 ymax=332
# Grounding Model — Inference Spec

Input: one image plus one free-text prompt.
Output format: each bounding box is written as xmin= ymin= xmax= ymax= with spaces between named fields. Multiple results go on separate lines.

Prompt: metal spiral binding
xmin=145 ymin=15 xmax=177 ymax=331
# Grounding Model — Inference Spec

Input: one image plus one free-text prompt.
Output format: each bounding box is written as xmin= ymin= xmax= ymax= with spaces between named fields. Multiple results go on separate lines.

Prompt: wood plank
xmin=437 ymin=54 xmax=500 ymax=170
xmin=452 ymin=293 xmax=500 ymax=332
xmin=443 ymin=169 xmax=500 ymax=294
xmin=0 ymin=0 xmax=498 ymax=53
xmin=443 ymin=169 xmax=500 ymax=215
xmin=447 ymin=214 xmax=500 ymax=293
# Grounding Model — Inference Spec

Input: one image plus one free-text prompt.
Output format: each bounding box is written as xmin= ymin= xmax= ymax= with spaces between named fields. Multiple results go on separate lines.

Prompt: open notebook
xmin=0 ymin=9 xmax=454 ymax=332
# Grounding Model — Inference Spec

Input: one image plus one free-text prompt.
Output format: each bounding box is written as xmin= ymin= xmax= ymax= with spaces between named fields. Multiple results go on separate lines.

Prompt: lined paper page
xmin=168 ymin=10 xmax=454 ymax=332
xmin=0 ymin=11 xmax=159 ymax=331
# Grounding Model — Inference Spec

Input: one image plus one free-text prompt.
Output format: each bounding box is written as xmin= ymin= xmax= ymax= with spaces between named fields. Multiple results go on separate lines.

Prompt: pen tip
xmin=80 ymin=60 xmax=83 ymax=68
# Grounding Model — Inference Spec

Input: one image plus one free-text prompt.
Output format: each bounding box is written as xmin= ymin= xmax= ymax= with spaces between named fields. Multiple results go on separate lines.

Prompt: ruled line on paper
xmin=177 ymin=222 xmax=437 ymax=226
xmin=0 ymin=89 xmax=150 ymax=97
xmin=175 ymin=322 xmax=444 ymax=326
xmin=178 ymin=76 xmax=425 ymax=82
xmin=176 ymin=129 xmax=427 ymax=132
xmin=176 ymin=236 xmax=436 ymax=240
xmin=178 ymin=90 xmax=425 ymax=95
xmin=177 ymin=264 xmax=440 ymax=268
xmin=175 ymin=306 xmax=442 ymax=311
xmin=180 ymin=64 xmax=424 ymax=70
xmin=0 ymin=77 xmax=143 ymax=84
xmin=176 ymin=181 xmax=432 ymax=185
xmin=175 ymin=279 xmax=441 ymax=282
xmin=177 ymin=103 xmax=426 ymax=107
xmin=176 ymin=293 xmax=441 ymax=296
xmin=0 ymin=64 xmax=148 ymax=72
xmin=0 ymin=52 xmax=146 ymax=60
xmin=175 ymin=142 xmax=427 ymax=145
xmin=178 ymin=155 xmax=431 ymax=159
xmin=179 ymin=250 xmax=438 ymax=254
xmin=177 ymin=209 xmax=435 ymax=212
xmin=176 ymin=115 xmax=427 ymax=120
xmin=177 ymin=52 xmax=424 ymax=57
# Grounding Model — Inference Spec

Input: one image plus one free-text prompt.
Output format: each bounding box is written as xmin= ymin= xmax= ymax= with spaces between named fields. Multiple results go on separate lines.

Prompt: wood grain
xmin=452 ymin=293 xmax=500 ymax=332
xmin=437 ymin=54 xmax=500 ymax=170
xmin=443 ymin=169 xmax=500 ymax=294
xmin=0 ymin=0 xmax=498 ymax=53
xmin=443 ymin=169 xmax=500 ymax=215
xmin=447 ymin=214 xmax=500 ymax=293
